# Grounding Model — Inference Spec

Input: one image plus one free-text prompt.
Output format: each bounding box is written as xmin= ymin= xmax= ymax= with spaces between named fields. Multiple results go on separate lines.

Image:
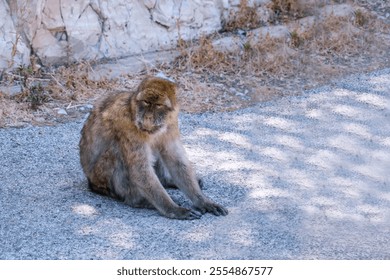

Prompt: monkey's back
xmin=79 ymin=92 xmax=137 ymax=196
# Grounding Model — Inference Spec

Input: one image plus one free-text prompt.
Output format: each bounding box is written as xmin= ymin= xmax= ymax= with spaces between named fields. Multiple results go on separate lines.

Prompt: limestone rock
xmin=0 ymin=0 xmax=30 ymax=69
xmin=0 ymin=0 xmax=228 ymax=69
xmin=0 ymin=0 xmax=355 ymax=72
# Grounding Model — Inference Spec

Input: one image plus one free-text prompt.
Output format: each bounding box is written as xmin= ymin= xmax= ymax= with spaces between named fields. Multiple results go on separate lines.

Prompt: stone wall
xmin=0 ymin=0 xmax=269 ymax=70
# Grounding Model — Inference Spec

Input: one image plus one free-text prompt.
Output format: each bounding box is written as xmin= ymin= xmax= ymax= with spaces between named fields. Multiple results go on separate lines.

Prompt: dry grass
xmin=0 ymin=0 xmax=389 ymax=126
xmin=269 ymin=0 xmax=319 ymax=21
xmin=174 ymin=37 xmax=230 ymax=72
xmin=162 ymin=0 xmax=390 ymax=112
xmin=223 ymin=0 xmax=262 ymax=31
xmin=0 ymin=62 xmax=116 ymax=127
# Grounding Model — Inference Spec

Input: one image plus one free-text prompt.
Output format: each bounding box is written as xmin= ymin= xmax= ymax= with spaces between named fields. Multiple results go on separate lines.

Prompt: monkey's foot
xmin=194 ymin=200 xmax=228 ymax=216
xmin=165 ymin=206 xmax=202 ymax=220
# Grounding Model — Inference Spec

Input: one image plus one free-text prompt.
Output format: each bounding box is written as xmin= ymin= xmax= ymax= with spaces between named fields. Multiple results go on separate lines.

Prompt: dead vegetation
xmin=0 ymin=62 xmax=116 ymax=126
xmin=270 ymin=0 xmax=318 ymax=22
xmin=0 ymin=0 xmax=389 ymax=127
xmin=160 ymin=0 xmax=390 ymax=112
xmin=223 ymin=0 xmax=262 ymax=31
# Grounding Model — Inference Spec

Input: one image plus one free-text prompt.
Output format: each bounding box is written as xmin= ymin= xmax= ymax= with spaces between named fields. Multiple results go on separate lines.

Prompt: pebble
xmin=57 ymin=109 xmax=68 ymax=115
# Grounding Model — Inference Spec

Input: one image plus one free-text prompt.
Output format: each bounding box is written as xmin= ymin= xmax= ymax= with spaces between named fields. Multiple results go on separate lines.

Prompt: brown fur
xmin=79 ymin=77 xmax=228 ymax=219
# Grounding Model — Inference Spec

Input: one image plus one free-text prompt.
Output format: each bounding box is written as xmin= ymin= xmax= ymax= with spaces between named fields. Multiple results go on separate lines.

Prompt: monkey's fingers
xmin=194 ymin=201 xmax=228 ymax=216
xmin=208 ymin=204 xmax=229 ymax=216
xmin=186 ymin=209 xmax=203 ymax=220
xmin=169 ymin=207 xmax=202 ymax=220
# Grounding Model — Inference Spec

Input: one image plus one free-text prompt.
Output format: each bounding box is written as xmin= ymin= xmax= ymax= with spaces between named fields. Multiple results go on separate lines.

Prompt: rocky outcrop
xmin=2 ymin=0 xmax=358 ymax=72
xmin=0 ymin=0 xmax=30 ymax=69
xmin=0 ymin=0 xmax=272 ymax=70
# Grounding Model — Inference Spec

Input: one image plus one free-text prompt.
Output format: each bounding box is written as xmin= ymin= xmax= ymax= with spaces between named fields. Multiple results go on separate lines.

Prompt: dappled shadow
xmin=1 ymin=70 xmax=389 ymax=259
xmin=176 ymin=69 xmax=390 ymax=259
xmin=64 ymin=70 xmax=389 ymax=259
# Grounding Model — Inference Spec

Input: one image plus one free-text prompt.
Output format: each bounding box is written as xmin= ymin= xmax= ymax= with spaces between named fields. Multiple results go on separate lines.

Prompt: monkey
xmin=79 ymin=76 xmax=228 ymax=220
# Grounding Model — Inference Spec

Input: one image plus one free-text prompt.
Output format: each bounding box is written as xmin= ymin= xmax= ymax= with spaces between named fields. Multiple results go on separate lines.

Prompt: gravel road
xmin=1 ymin=68 xmax=389 ymax=259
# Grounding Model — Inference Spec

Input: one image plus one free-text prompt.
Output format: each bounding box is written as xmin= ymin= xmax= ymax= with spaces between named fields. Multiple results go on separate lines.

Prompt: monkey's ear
xmin=163 ymin=98 xmax=172 ymax=108
xmin=135 ymin=89 xmax=147 ymax=101
xmin=137 ymin=78 xmax=149 ymax=92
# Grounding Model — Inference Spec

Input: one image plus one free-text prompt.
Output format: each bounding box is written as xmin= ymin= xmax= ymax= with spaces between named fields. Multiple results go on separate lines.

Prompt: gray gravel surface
xmin=1 ymin=68 xmax=390 ymax=260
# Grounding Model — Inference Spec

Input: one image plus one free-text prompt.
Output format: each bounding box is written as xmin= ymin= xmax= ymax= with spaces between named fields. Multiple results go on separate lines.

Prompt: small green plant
xmin=289 ymin=30 xmax=303 ymax=48
xmin=16 ymin=65 xmax=33 ymax=88
xmin=354 ymin=9 xmax=367 ymax=27
xmin=243 ymin=41 xmax=252 ymax=51
xmin=27 ymin=83 xmax=48 ymax=109
xmin=13 ymin=65 xmax=49 ymax=109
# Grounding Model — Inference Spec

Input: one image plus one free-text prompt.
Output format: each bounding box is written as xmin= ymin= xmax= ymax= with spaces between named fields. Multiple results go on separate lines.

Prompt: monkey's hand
xmin=166 ymin=206 xmax=202 ymax=220
xmin=194 ymin=199 xmax=228 ymax=216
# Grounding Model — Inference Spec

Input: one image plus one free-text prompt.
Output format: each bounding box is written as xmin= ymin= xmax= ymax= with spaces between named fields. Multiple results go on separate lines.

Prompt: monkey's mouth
xmin=139 ymin=125 xmax=160 ymax=134
xmin=141 ymin=128 xmax=157 ymax=134
xmin=136 ymin=121 xmax=165 ymax=134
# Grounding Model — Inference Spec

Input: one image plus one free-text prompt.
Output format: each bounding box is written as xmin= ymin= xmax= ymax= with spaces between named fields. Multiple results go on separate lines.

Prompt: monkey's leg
xmin=154 ymin=156 xmax=204 ymax=189
xmin=154 ymin=156 xmax=176 ymax=188
xmin=87 ymin=149 xmax=151 ymax=209
xmin=111 ymin=163 xmax=154 ymax=209
xmin=126 ymin=163 xmax=202 ymax=220
xmin=161 ymin=141 xmax=228 ymax=216
xmin=87 ymin=150 xmax=116 ymax=198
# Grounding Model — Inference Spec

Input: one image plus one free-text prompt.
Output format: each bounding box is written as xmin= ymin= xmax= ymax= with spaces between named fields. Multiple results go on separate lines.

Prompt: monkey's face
xmin=134 ymin=90 xmax=173 ymax=134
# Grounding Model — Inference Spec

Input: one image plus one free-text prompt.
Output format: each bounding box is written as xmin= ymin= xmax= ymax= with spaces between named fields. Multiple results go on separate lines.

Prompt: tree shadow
xmin=69 ymin=70 xmax=390 ymax=259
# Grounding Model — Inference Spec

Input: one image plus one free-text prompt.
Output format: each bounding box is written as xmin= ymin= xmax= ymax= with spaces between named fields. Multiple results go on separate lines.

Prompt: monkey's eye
xmin=141 ymin=100 xmax=150 ymax=106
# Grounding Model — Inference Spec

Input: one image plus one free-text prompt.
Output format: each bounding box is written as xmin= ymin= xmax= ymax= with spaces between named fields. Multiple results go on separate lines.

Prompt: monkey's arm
xmin=160 ymin=140 xmax=228 ymax=216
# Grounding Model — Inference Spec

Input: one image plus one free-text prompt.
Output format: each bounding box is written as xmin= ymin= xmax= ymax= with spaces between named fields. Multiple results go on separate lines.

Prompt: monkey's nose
xmin=140 ymin=118 xmax=155 ymax=132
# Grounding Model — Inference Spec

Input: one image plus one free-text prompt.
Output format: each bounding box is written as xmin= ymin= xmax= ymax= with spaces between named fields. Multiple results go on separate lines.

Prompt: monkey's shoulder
xmin=96 ymin=91 xmax=134 ymax=114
